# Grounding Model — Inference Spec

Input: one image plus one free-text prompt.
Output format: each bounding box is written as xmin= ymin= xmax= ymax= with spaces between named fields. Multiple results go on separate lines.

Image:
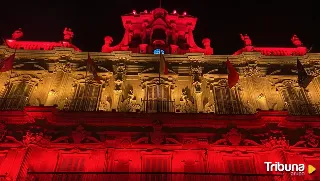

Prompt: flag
xmin=87 ymin=53 xmax=101 ymax=83
xmin=0 ymin=53 xmax=15 ymax=72
xmin=159 ymin=53 xmax=168 ymax=75
xmin=226 ymin=58 xmax=239 ymax=88
xmin=297 ymin=58 xmax=313 ymax=88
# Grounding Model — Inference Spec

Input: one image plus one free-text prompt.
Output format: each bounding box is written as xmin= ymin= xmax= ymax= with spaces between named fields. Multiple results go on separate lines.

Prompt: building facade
xmin=0 ymin=8 xmax=320 ymax=181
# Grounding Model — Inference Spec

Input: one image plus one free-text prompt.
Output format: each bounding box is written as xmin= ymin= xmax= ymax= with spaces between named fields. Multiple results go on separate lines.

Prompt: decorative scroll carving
xmin=53 ymin=62 xmax=72 ymax=73
xmin=292 ymin=128 xmax=320 ymax=148
xmin=52 ymin=125 xmax=101 ymax=144
xmin=119 ymin=139 xmax=132 ymax=148
xmin=22 ymin=131 xmax=51 ymax=146
xmin=261 ymin=136 xmax=289 ymax=150
xmin=243 ymin=63 xmax=263 ymax=77
xmin=118 ymin=89 xmax=141 ymax=112
xmin=212 ymin=128 xmax=261 ymax=146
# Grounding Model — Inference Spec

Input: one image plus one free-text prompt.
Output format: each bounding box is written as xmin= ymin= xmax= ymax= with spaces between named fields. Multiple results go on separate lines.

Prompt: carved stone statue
xmin=63 ymin=27 xmax=74 ymax=42
xmin=291 ymin=34 xmax=303 ymax=47
xmin=102 ymin=36 xmax=119 ymax=53
xmin=240 ymin=34 xmax=252 ymax=46
xmin=202 ymin=38 xmax=214 ymax=55
xmin=12 ymin=28 xmax=23 ymax=40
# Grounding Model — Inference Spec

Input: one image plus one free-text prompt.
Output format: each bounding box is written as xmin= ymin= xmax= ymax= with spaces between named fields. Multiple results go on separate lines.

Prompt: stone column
xmin=112 ymin=62 xmax=127 ymax=111
xmin=191 ymin=62 xmax=203 ymax=113
xmin=195 ymin=91 xmax=203 ymax=112
xmin=112 ymin=90 xmax=122 ymax=110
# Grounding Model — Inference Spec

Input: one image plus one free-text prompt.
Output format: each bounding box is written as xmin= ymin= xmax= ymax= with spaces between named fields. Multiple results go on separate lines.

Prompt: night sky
xmin=1 ymin=1 xmax=317 ymax=54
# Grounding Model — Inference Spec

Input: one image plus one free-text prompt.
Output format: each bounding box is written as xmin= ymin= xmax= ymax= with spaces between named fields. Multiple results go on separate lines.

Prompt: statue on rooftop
xmin=101 ymin=36 xmax=120 ymax=53
xmin=12 ymin=28 xmax=23 ymax=40
xmin=240 ymin=34 xmax=252 ymax=46
xmin=63 ymin=27 xmax=74 ymax=42
xmin=291 ymin=34 xmax=303 ymax=47
xmin=202 ymin=38 xmax=213 ymax=55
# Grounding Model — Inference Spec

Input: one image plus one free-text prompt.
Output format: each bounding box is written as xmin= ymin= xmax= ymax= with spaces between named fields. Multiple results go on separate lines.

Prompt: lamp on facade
xmin=183 ymin=11 xmax=187 ymax=16
xmin=132 ymin=10 xmax=137 ymax=15
xmin=144 ymin=10 xmax=148 ymax=13
xmin=173 ymin=10 xmax=177 ymax=14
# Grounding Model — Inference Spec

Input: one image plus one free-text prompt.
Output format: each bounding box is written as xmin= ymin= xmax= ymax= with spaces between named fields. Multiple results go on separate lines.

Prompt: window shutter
xmin=54 ymin=154 xmax=87 ymax=181
xmin=143 ymin=156 xmax=171 ymax=181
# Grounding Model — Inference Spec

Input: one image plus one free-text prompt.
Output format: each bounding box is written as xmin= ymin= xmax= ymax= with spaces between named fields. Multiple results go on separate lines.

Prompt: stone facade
xmin=0 ymin=8 xmax=320 ymax=181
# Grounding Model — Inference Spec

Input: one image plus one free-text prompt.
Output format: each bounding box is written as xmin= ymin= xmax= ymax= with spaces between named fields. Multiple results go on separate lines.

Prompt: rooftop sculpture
xmin=101 ymin=8 xmax=214 ymax=55
xmin=4 ymin=28 xmax=81 ymax=51
xmin=1 ymin=8 xmax=309 ymax=56
xmin=233 ymin=34 xmax=307 ymax=56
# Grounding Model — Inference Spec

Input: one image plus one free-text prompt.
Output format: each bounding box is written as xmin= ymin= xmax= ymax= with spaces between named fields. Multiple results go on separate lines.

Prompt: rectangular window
xmin=112 ymin=162 xmax=130 ymax=181
xmin=53 ymin=154 xmax=87 ymax=181
xmin=225 ymin=157 xmax=257 ymax=181
xmin=1 ymin=82 xmax=32 ymax=110
xmin=69 ymin=84 xmax=101 ymax=111
xmin=143 ymin=85 xmax=173 ymax=112
xmin=214 ymin=86 xmax=242 ymax=114
xmin=280 ymin=86 xmax=313 ymax=115
xmin=142 ymin=156 xmax=171 ymax=181
xmin=184 ymin=163 xmax=200 ymax=181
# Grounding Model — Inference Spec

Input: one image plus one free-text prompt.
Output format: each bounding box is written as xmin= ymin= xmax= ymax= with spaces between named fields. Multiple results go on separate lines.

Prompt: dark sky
xmin=1 ymin=1 xmax=318 ymax=54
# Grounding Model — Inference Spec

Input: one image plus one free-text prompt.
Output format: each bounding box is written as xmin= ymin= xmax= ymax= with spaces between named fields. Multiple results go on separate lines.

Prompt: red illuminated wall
xmin=0 ymin=107 xmax=319 ymax=180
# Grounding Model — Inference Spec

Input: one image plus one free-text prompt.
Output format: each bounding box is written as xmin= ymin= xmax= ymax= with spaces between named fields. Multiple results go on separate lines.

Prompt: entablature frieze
xmin=1 ymin=118 xmax=320 ymax=154
xmin=2 ymin=45 xmax=320 ymax=65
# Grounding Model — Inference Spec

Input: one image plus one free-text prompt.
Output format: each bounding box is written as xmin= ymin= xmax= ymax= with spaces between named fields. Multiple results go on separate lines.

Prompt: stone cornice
xmin=2 ymin=46 xmax=320 ymax=65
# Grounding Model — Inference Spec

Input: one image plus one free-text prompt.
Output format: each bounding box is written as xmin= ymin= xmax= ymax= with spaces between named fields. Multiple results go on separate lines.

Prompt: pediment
xmin=149 ymin=18 xmax=169 ymax=30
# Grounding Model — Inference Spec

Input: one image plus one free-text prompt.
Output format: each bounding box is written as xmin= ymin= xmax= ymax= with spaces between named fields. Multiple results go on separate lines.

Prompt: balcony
xmin=0 ymin=97 xmax=28 ymax=111
xmin=141 ymin=99 xmax=175 ymax=113
xmin=214 ymin=102 xmax=251 ymax=115
xmin=286 ymin=103 xmax=320 ymax=116
xmin=63 ymin=98 xmax=99 ymax=112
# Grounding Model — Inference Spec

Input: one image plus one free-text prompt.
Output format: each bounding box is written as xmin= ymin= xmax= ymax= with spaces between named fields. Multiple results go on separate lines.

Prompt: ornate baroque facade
xmin=0 ymin=8 xmax=320 ymax=181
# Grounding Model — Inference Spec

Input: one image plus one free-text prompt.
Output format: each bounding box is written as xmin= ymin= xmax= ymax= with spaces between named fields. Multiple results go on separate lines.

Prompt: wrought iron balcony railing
xmin=141 ymin=99 xmax=175 ymax=113
xmin=0 ymin=97 xmax=28 ymax=111
xmin=63 ymin=98 xmax=99 ymax=112
xmin=26 ymin=172 xmax=283 ymax=181
xmin=214 ymin=102 xmax=251 ymax=115
xmin=286 ymin=103 xmax=320 ymax=116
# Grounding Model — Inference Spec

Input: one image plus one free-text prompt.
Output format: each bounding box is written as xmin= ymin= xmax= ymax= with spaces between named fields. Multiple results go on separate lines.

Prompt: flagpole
xmin=157 ymin=51 xmax=162 ymax=112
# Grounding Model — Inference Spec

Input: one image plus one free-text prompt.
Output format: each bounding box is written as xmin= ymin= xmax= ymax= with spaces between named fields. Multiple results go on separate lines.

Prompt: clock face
xmin=153 ymin=49 xmax=165 ymax=54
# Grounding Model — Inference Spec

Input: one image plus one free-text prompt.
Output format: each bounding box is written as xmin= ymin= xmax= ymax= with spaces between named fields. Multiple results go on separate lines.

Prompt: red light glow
xmin=132 ymin=10 xmax=136 ymax=15
xmin=173 ymin=10 xmax=177 ymax=14
xmin=183 ymin=11 xmax=187 ymax=16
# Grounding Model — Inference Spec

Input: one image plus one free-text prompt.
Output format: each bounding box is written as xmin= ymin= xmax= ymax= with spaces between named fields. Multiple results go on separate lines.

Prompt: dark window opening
xmin=152 ymin=29 xmax=166 ymax=42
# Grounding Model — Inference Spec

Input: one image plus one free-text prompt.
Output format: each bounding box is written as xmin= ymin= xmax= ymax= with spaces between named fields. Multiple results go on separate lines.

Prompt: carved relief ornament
xmin=53 ymin=62 xmax=72 ymax=73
